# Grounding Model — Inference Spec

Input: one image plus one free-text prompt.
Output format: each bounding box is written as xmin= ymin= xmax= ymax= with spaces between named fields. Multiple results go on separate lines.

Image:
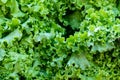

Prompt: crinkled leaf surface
xmin=0 ymin=0 xmax=120 ymax=79
xmin=67 ymin=53 xmax=90 ymax=70
xmin=0 ymin=48 xmax=6 ymax=61
xmin=0 ymin=29 xmax=22 ymax=43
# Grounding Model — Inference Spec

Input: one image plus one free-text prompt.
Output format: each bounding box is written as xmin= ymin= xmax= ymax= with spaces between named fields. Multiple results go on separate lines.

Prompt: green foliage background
xmin=0 ymin=0 xmax=120 ymax=80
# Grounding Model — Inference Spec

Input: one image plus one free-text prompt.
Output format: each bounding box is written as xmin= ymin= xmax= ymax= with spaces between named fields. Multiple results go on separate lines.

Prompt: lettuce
xmin=0 ymin=0 xmax=120 ymax=79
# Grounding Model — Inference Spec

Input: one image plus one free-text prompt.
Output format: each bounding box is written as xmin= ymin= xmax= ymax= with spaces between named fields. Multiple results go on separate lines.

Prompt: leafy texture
xmin=67 ymin=53 xmax=90 ymax=70
xmin=0 ymin=0 xmax=120 ymax=80
xmin=0 ymin=48 xmax=5 ymax=61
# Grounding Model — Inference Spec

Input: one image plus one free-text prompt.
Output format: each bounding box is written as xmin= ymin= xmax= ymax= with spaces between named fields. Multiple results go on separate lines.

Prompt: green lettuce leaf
xmin=67 ymin=53 xmax=90 ymax=70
